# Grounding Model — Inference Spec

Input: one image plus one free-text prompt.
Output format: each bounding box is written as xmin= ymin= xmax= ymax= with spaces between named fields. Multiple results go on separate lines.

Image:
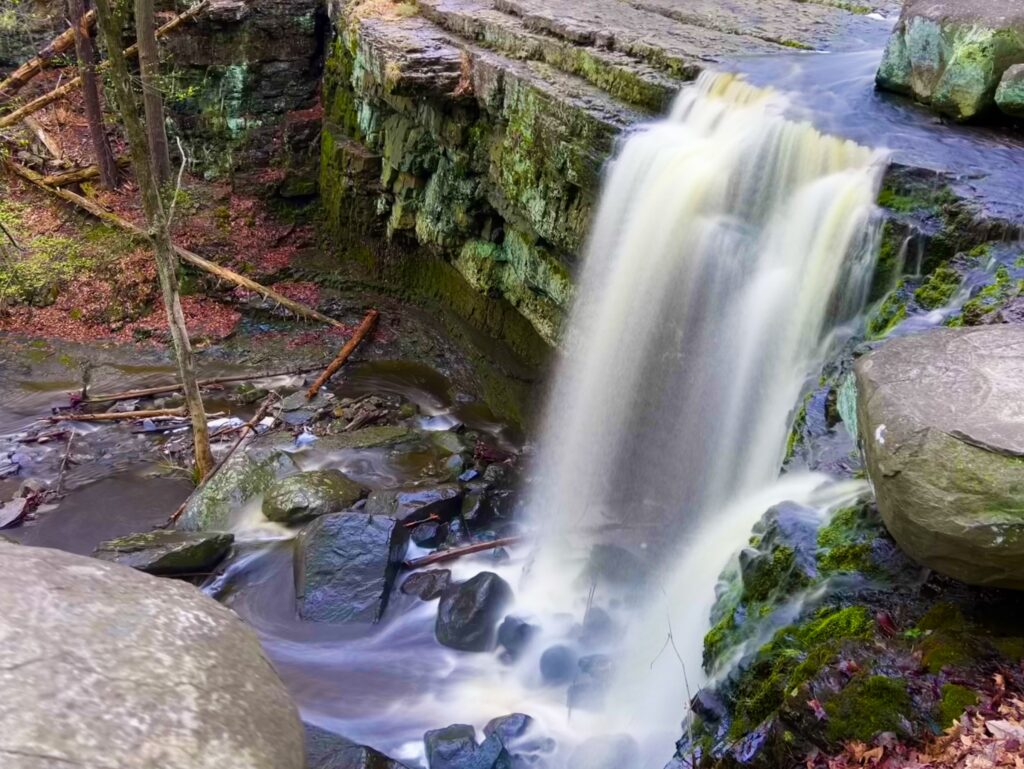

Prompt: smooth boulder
xmin=93 ymin=530 xmax=233 ymax=575
xmin=996 ymin=63 xmax=1024 ymax=116
xmin=876 ymin=0 xmax=1024 ymax=120
xmin=856 ymin=327 xmax=1024 ymax=589
xmin=0 ymin=541 xmax=303 ymax=768
xmin=424 ymin=724 xmax=512 ymax=769
xmin=436 ymin=572 xmax=513 ymax=651
xmin=262 ymin=469 xmax=368 ymax=523
xmin=305 ymin=723 xmax=412 ymax=769
xmin=296 ymin=512 xmax=409 ymax=622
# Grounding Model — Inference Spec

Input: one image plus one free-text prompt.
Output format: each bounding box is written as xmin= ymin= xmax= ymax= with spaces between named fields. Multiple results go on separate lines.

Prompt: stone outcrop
xmin=318 ymin=0 xmax=879 ymax=352
xmin=856 ymin=326 xmax=1024 ymax=589
xmin=876 ymin=0 xmax=1024 ymax=121
xmin=0 ymin=541 xmax=303 ymax=769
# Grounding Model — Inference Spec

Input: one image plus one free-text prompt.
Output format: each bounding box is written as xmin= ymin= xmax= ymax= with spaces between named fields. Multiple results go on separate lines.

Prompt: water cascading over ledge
xmin=508 ymin=72 xmax=887 ymax=766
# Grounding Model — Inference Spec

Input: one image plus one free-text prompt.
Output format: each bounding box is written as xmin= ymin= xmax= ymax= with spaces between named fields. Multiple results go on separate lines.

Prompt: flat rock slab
xmin=856 ymin=327 xmax=1024 ymax=589
xmin=0 ymin=541 xmax=303 ymax=769
xmin=93 ymin=530 xmax=234 ymax=575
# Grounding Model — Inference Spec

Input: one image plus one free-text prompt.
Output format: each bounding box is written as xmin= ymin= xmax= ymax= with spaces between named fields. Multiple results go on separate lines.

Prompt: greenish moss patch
xmin=824 ymin=675 xmax=912 ymax=742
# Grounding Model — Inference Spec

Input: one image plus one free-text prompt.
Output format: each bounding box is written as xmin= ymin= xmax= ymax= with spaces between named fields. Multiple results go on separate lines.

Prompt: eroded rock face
xmin=0 ymin=541 xmax=303 ymax=768
xmin=295 ymin=512 xmax=409 ymax=622
xmin=876 ymin=0 xmax=1024 ymax=120
xmin=93 ymin=530 xmax=234 ymax=575
xmin=856 ymin=326 xmax=1024 ymax=589
xmin=262 ymin=469 xmax=369 ymax=523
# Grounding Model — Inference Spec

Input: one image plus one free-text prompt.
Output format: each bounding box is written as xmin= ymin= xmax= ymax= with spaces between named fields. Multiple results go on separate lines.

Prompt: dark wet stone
xmin=497 ymin=616 xmax=538 ymax=661
xmin=93 ymin=530 xmax=233 ymax=575
xmin=539 ymin=645 xmax=577 ymax=684
xmin=262 ymin=470 xmax=368 ymax=524
xmin=296 ymin=513 xmax=409 ymax=623
xmin=364 ymin=484 xmax=463 ymax=523
xmin=280 ymin=390 xmax=334 ymax=426
xmin=436 ymin=572 xmax=513 ymax=651
xmin=425 ymin=725 xmax=512 ymax=769
xmin=691 ymin=688 xmax=728 ymax=724
xmin=445 ymin=518 xmax=470 ymax=547
xmin=567 ymin=735 xmax=639 ymax=769
xmin=580 ymin=607 xmax=619 ymax=646
xmin=305 ymin=723 xmax=412 ymax=769
xmin=400 ymin=569 xmax=451 ymax=600
xmin=411 ymin=520 xmax=448 ymax=548
xmin=483 ymin=713 xmax=533 ymax=746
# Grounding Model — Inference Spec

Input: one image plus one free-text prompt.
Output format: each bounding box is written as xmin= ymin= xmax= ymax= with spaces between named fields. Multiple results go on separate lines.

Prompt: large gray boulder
xmin=876 ymin=0 xmax=1024 ymax=120
xmin=0 ymin=541 xmax=304 ymax=768
xmin=295 ymin=513 xmax=409 ymax=622
xmin=856 ymin=327 xmax=1024 ymax=589
xmin=262 ymin=469 xmax=368 ymax=524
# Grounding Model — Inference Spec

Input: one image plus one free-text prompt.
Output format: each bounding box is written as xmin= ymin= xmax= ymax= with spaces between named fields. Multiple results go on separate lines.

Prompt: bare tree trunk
xmin=133 ymin=0 xmax=171 ymax=185
xmin=92 ymin=0 xmax=214 ymax=481
xmin=69 ymin=0 xmax=118 ymax=189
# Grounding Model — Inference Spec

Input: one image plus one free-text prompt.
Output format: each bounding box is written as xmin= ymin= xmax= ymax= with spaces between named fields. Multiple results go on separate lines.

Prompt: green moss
xmin=0 ymin=234 xmax=97 ymax=306
xmin=870 ymin=222 xmax=903 ymax=302
xmin=743 ymin=546 xmax=811 ymax=603
xmin=785 ymin=398 xmax=810 ymax=461
xmin=919 ymin=603 xmax=968 ymax=633
xmin=867 ymin=282 xmax=908 ymax=338
xmin=914 ymin=262 xmax=961 ymax=310
xmin=819 ymin=543 xmax=875 ymax=574
xmin=938 ymin=684 xmax=978 ymax=727
xmin=947 ymin=265 xmax=1019 ymax=326
xmin=704 ymin=608 xmax=738 ymax=669
xmin=825 ymin=675 xmax=912 ymax=742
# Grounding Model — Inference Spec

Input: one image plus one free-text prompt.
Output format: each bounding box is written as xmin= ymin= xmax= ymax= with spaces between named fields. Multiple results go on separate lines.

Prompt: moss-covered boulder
xmin=876 ymin=0 xmax=1024 ymax=120
xmin=262 ymin=469 xmax=369 ymax=524
xmin=996 ymin=63 xmax=1024 ymax=116
xmin=93 ymin=530 xmax=234 ymax=576
xmin=856 ymin=326 xmax=1024 ymax=589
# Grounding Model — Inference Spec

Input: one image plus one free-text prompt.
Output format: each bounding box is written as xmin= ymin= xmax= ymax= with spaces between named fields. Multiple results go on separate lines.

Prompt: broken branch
xmin=0 ymin=10 xmax=96 ymax=101
xmin=49 ymin=407 xmax=187 ymax=422
xmin=306 ymin=309 xmax=380 ymax=399
xmin=41 ymin=158 xmax=129 ymax=187
xmin=403 ymin=537 xmax=523 ymax=570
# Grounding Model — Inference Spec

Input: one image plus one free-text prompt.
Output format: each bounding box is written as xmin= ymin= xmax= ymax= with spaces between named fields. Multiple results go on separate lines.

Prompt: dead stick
xmin=53 ymin=430 xmax=75 ymax=497
xmin=24 ymin=115 xmax=63 ymax=160
xmin=5 ymin=159 xmax=341 ymax=327
xmin=167 ymin=396 xmax=278 ymax=526
xmin=306 ymin=310 xmax=380 ymax=399
xmin=41 ymin=158 xmax=129 ymax=187
xmin=49 ymin=407 xmax=187 ymax=422
xmin=0 ymin=1 xmax=209 ymax=128
xmin=404 ymin=537 xmax=523 ymax=570
xmin=0 ymin=10 xmax=96 ymax=101
xmin=83 ymin=366 xmax=325 ymax=404
xmin=403 ymin=513 xmax=440 ymax=529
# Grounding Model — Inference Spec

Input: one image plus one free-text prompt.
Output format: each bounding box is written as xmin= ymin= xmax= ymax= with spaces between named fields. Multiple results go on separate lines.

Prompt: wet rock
xmin=876 ymin=0 xmax=1024 ymax=120
xmin=305 ymin=723 xmax=412 ymax=769
xmin=567 ymin=735 xmax=639 ymax=769
xmin=365 ymin=483 xmax=463 ymax=523
xmin=580 ymin=607 xmax=620 ymax=646
xmin=431 ymin=430 xmax=468 ymax=455
xmin=739 ymin=501 xmax=819 ymax=602
xmin=93 ymin=530 xmax=234 ymax=575
xmin=567 ymin=654 xmax=613 ymax=712
xmin=996 ymin=64 xmax=1024 ymax=117
xmin=856 ymin=327 xmax=1024 ymax=589
xmin=262 ymin=469 xmax=369 ymax=524
xmin=412 ymin=520 xmax=448 ymax=548
xmin=436 ymin=572 xmax=513 ymax=651
xmin=178 ymin=449 xmax=298 ymax=531
xmin=483 ymin=714 xmax=533 ymax=746
xmin=280 ymin=390 xmax=335 ymax=426
xmin=497 ymin=615 xmax=538 ymax=661
xmin=296 ymin=513 xmax=409 ymax=622
xmin=424 ymin=724 xmax=512 ymax=769
xmin=0 ymin=541 xmax=303 ymax=768
xmin=315 ymin=426 xmax=418 ymax=449
xmin=539 ymin=645 xmax=577 ymax=684
xmin=401 ymin=569 xmax=451 ymax=600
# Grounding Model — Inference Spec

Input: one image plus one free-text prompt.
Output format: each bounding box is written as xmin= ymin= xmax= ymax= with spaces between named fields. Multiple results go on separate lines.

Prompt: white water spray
xmin=505 ymin=72 xmax=886 ymax=766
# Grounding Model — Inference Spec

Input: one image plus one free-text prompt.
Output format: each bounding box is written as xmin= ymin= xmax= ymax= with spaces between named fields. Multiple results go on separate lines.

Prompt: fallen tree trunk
xmin=0 ymin=10 xmax=96 ymax=101
xmin=403 ymin=537 xmax=524 ymax=570
xmin=306 ymin=310 xmax=380 ymax=399
xmin=83 ymin=365 xmax=326 ymax=404
xmin=0 ymin=1 xmax=209 ymax=129
xmin=5 ymin=160 xmax=342 ymax=328
xmin=41 ymin=158 xmax=129 ymax=187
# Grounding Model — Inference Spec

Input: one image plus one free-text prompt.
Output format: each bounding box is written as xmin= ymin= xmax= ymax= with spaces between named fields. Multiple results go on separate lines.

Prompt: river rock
xmin=305 ymin=723 xmax=412 ymax=769
xmin=178 ymin=449 xmax=298 ymax=531
xmin=876 ymin=0 xmax=1024 ymax=120
xmin=364 ymin=483 xmax=463 ymax=522
xmin=0 ymin=541 xmax=303 ymax=768
xmin=424 ymin=725 xmax=512 ymax=769
xmin=93 ymin=530 xmax=234 ymax=575
xmin=856 ymin=327 xmax=1024 ymax=589
xmin=996 ymin=63 xmax=1024 ymax=116
xmin=400 ymin=569 xmax=451 ymax=600
xmin=296 ymin=512 xmax=409 ymax=622
xmin=262 ymin=469 xmax=369 ymax=523
xmin=496 ymin=615 xmax=538 ymax=661
xmin=484 ymin=713 xmax=533 ymax=746
xmin=436 ymin=572 xmax=513 ymax=651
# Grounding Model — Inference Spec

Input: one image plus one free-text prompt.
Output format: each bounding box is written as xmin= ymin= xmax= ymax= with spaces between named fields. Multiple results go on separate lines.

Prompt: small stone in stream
xmin=93 ymin=530 xmax=234 ymax=576
xmin=397 ymin=402 xmax=418 ymax=419
xmin=459 ymin=469 xmax=479 ymax=482
xmin=497 ymin=616 xmax=538 ymax=661
xmin=445 ymin=518 xmax=470 ymax=547
xmin=580 ymin=607 xmax=620 ymax=646
xmin=411 ymin=520 xmax=447 ymax=548
xmin=482 ymin=463 xmax=512 ymax=487
xmin=296 ymin=513 xmax=409 ymax=623
xmin=305 ymin=723 xmax=412 ymax=769
xmin=445 ymin=454 xmax=466 ymax=476
xmin=568 ymin=735 xmax=639 ymax=769
xmin=364 ymin=484 xmax=463 ymax=522
xmin=539 ymin=645 xmax=577 ymax=685
xmin=483 ymin=714 xmax=533 ymax=746
xmin=400 ymin=569 xmax=451 ymax=600
xmin=460 ymin=490 xmax=490 ymax=524
xmin=431 ymin=430 xmax=467 ymax=455
xmin=424 ymin=725 xmax=512 ymax=769
xmin=261 ymin=469 xmax=368 ymax=524
xmin=436 ymin=572 xmax=513 ymax=652
xmin=280 ymin=390 xmax=333 ymax=425
xmin=690 ymin=688 xmax=728 ymax=724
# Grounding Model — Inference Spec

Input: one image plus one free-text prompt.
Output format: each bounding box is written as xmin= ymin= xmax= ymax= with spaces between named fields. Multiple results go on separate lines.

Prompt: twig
xmin=53 ymin=430 xmax=74 ymax=497
xmin=403 ymin=513 xmax=440 ymax=529
xmin=306 ymin=309 xmax=380 ymax=399
xmin=403 ymin=536 xmax=522 ymax=570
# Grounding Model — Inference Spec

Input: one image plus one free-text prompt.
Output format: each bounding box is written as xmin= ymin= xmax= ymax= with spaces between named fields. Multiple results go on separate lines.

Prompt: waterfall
xmin=508 ymin=72 xmax=886 ymax=766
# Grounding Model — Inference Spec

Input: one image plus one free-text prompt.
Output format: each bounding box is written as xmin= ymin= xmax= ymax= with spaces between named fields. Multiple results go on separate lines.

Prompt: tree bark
xmin=92 ymin=0 xmax=214 ymax=480
xmin=134 ymin=0 xmax=171 ymax=184
xmin=69 ymin=0 xmax=118 ymax=189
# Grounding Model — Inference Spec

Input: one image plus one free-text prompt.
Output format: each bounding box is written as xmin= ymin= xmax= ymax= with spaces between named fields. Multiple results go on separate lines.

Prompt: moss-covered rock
xmin=824 ymin=675 xmax=912 ymax=742
xmin=996 ymin=63 xmax=1024 ymax=116
xmin=262 ymin=470 xmax=369 ymax=524
xmin=93 ymin=530 xmax=234 ymax=575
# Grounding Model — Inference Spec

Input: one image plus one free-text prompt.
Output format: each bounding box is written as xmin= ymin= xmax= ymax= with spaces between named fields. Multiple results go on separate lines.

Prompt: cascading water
xmin=501 ymin=72 xmax=887 ymax=766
